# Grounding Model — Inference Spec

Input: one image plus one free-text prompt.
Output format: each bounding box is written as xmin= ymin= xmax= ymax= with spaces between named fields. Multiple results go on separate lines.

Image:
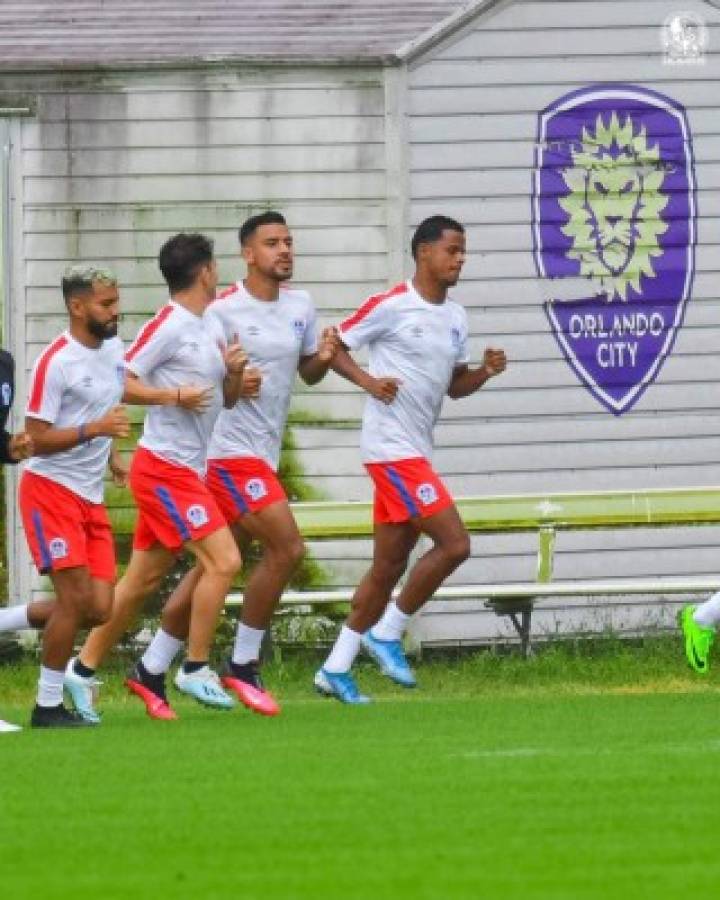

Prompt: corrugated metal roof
xmin=0 ymin=1 xmax=474 ymax=70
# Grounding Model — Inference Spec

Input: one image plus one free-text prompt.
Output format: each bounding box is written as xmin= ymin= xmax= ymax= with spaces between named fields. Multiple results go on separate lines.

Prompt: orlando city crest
xmin=532 ymin=85 xmax=696 ymax=414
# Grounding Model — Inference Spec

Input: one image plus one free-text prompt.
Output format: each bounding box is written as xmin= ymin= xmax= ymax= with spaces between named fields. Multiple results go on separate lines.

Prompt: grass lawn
xmin=1 ymin=640 xmax=720 ymax=899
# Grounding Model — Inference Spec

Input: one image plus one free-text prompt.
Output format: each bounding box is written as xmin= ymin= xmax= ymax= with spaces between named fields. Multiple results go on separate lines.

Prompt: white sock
xmin=694 ymin=592 xmax=720 ymax=628
xmin=36 ymin=665 xmax=64 ymax=708
xmin=371 ymin=601 xmax=411 ymax=642
xmin=141 ymin=628 xmax=184 ymax=675
xmin=232 ymin=623 xmax=265 ymax=666
xmin=0 ymin=604 xmax=31 ymax=633
xmin=323 ymin=625 xmax=362 ymax=674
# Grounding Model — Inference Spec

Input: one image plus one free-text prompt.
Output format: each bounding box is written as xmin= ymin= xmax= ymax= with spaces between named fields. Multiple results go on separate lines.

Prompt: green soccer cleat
xmin=680 ymin=604 xmax=715 ymax=675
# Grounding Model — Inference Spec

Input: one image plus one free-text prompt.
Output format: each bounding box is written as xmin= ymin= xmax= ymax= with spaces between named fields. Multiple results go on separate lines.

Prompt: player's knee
xmin=285 ymin=537 xmax=305 ymax=569
xmin=442 ymin=534 xmax=471 ymax=569
xmin=209 ymin=545 xmax=242 ymax=579
xmin=84 ymin=598 xmax=111 ymax=628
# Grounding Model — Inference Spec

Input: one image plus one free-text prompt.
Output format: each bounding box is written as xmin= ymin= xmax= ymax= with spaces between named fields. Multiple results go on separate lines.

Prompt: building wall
xmin=401 ymin=0 xmax=720 ymax=639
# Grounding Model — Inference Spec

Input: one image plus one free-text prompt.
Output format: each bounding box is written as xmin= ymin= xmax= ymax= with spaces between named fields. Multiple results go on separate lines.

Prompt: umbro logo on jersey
xmin=49 ymin=537 xmax=68 ymax=560
xmin=186 ymin=504 xmax=209 ymax=528
xmin=82 ymin=376 xmax=93 ymax=388
xmin=247 ymin=325 xmax=260 ymax=337
xmin=410 ymin=326 xmax=424 ymax=339
xmin=416 ymin=483 xmax=438 ymax=506
xmin=245 ymin=478 xmax=268 ymax=501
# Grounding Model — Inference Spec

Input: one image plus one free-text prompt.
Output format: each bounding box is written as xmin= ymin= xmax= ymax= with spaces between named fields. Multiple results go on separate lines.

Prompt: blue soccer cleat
xmin=314 ymin=668 xmax=371 ymax=705
xmin=174 ymin=666 xmax=235 ymax=709
xmin=64 ymin=656 xmax=102 ymax=724
xmin=361 ymin=631 xmax=417 ymax=688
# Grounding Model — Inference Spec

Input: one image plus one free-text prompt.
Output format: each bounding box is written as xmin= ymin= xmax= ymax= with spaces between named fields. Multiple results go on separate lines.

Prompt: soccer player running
xmin=7 ymin=266 xmax=130 ymax=727
xmin=315 ymin=215 xmax=507 ymax=703
xmin=130 ymin=211 xmax=339 ymax=716
xmin=0 ymin=344 xmax=33 ymax=732
xmin=71 ymin=233 xmax=247 ymax=721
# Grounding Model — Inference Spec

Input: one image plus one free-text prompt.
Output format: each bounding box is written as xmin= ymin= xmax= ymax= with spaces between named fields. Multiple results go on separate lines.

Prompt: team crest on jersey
xmin=245 ymin=478 xmax=268 ymax=502
xmin=410 ymin=325 xmax=424 ymax=339
xmin=82 ymin=375 xmax=93 ymax=388
xmin=416 ymin=483 xmax=438 ymax=506
xmin=1 ymin=382 xmax=10 ymax=406
xmin=186 ymin=504 xmax=209 ymax=528
xmin=293 ymin=319 xmax=305 ymax=338
xmin=532 ymin=84 xmax=696 ymax=414
xmin=450 ymin=327 xmax=461 ymax=350
xmin=49 ymin=537 xmax=68 ymax=560
xmin=247 ymin=325 xmax=260 ymax=337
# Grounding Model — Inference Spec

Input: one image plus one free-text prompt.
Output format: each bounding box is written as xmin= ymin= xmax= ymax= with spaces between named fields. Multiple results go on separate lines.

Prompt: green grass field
xmin=2 ymin=640 xmax=720 ymax=899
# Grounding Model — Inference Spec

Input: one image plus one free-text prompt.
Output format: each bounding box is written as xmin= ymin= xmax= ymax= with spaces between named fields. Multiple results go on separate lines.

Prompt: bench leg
xmin=508 ymin=609 xmax=534 ymax=658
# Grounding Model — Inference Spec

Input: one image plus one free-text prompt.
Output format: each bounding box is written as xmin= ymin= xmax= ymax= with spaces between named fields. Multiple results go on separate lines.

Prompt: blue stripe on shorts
xmin=385 ymin=466 xmax=420 ymax=518
xmin=154 ymin=486 xmax=191 ymax=542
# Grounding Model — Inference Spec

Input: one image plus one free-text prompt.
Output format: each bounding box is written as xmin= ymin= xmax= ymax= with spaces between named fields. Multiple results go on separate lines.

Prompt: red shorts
xmin=365 ymin=457 xmax=453 ymax=525
xmin=130 ymin=447 xmax=227 ymax=551
xmin=206 ymin=457 xmax=287 ymax=524
xmin=19 ymin=471 xmax=116 ymax=581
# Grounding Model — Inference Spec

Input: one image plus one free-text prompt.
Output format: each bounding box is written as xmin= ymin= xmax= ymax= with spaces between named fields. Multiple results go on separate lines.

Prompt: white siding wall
xmin=401 ymin=0 xmax=720 ymax=640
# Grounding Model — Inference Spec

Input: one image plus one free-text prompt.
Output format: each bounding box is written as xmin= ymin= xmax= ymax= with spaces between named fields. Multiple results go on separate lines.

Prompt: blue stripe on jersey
xmin=214 ymin=465 xmax=249 ymax=515
xmin=31 ymin=510 xmax=53 ymax=571
xmin=385 ymin=466 xmax=420 ymax=518
xmin=154 ymin=486 xmax=191 ymax=542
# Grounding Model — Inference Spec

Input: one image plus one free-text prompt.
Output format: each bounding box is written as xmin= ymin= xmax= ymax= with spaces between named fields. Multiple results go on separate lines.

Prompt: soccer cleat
xmin=64 ymin=657 xmax=102 ymax=724
xmin=314 ymin=668 xmax=371 ymax=704
xmin=0 ymin=718 xmax=22 ymax=733
xmin=221 ymin=660 xmax=280 ymax=716
xmin=126 ymin=663 xmax=178 ymax=720
xmin=680 ymin=604 xmax=715 ymax=675
xmin=30 ymin=703 xmax=96 ymax=728
xmin=174 ymin=666 xmax=235 ymax=710
xmin=361 ymin=630 xmax=417 ymax=688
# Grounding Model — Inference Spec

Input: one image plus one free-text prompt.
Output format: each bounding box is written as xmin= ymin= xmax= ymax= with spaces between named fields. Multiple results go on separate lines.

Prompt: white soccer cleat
xmin=174 ymin=666 xmax=235 ymax=709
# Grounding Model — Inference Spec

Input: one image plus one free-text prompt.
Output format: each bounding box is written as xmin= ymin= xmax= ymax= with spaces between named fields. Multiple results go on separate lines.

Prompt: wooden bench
xmin=110 ymin=487 xmax=720 ymax=656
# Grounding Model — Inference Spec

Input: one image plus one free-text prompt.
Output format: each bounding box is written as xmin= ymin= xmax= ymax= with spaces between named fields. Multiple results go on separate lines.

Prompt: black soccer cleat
xmin=30 ymin=702 xmax=97 ymax=728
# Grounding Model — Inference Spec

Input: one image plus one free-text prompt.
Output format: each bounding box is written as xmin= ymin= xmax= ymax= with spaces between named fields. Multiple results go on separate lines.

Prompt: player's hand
xmin=96 ymin=405 xmax=131 ymax=438
xmin=318 ymin=326 xmax=340 ymax=363
xmin=369 ymin=376 xmax=402 ymax=405
xmin=224 ymin=338 xmax=248 ymax=375
xmin=481 ymin=348 xmax=507 ymax=378
xmin=8 ymin=431 xmax=33 ymax=461
xmin=177 ymin=385 xmax=214 ymax=412
xmin=240 ymin=366 xmax=262 ymax=399
xmin=109 ymin=453 xmax=129 ymax=487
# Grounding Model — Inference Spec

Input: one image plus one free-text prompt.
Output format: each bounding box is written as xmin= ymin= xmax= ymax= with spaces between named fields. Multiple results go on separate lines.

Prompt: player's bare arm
xmin=109 ymin=443 xmax=128 ymax=487
xmin=331 ymin=344 xmax=402 ymax=405
xmin=123 ymin=371 xmax=214 ymax=412
xmin=222 ymin=341 xmax=248 ymax=408
xmin=298 ymin=326 xmax=340 ymax=385
xmin=25 ymin=404 xmax=131 ymax=454
xmin=446 ymin=347 xmax=507 ymax=399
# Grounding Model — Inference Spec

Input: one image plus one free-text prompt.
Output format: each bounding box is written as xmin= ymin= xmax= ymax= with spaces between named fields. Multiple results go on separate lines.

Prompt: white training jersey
xmin=25 ymin=332 xmax=125 ymax=503
xmin=206 ymin=282 xmax=318 ymax=470
xmin=339 ymin=280 xmax=469 ymax=464
xmin=125 ymin=299 xmax=226 ymax=475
